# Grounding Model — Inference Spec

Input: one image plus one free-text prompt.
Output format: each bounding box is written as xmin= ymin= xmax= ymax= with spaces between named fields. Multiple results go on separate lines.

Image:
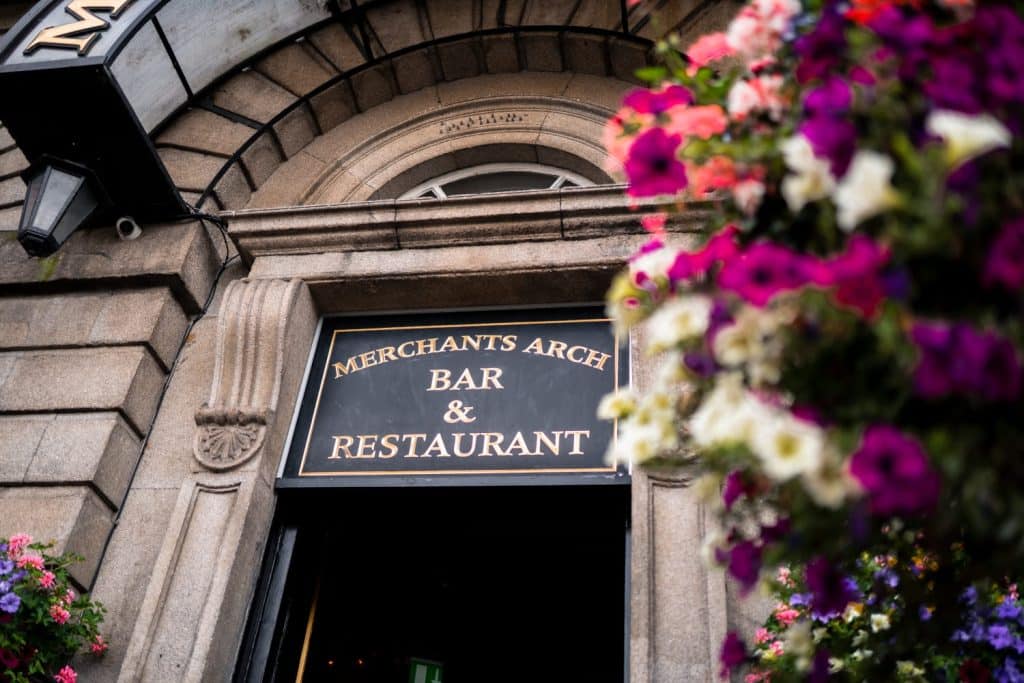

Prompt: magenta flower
xmin=805 ymin=556 xmax=858 ymax=618
xmin=912 ymin=322 xmax=1022 ymax=402
xmin=826 ymin=235 xmax=891 ymax=318
xmin=625 ymin=128 xmax=688 ymax=198
xmin=623 ymin=85 xmax=693 ymax=114
xmin=848 ymin=426 xmax=941 ymax=517
xmin=717 ymin=540 xmax=762 ymax=593
xmin=722 ymin=470 xmax=748 ymax=510
xmin=717 ymin=241 xmax=814 ymax=306
xmin=667 ymin=225 xmax=740 ymax=283
xmin=719 ymin=632 xmax=747 ymax=679
xmin=985 ymin=217 xmax=1024 ymax=291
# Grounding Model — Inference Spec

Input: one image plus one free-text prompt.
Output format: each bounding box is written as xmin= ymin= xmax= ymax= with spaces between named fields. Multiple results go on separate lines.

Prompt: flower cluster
xmin=603 ymin=0 xmax=1024 ymax=679
xmin=0 ymin=535 xmax=106 ymax=683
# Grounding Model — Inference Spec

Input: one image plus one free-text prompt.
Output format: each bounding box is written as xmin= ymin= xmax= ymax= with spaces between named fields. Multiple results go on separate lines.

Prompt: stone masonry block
xmin=438 ymin=37 xmax=482 ymax=81
xmin=0 ymin=486 xmax=114 ymax=586
xmin=212 ymin=162 xmax=252 ymax=210
xmin=0 ymin=347 xmax=164 ymax=434
xmin=254 ymin=41 xmax=337 ymax=97
xmin=239 ymin=131 xmax=284 ymax=191
xmin=158 ymin=148 xmax=225 ymax=192
xmin=564 ymin=34 xmax=608 ymax=76
xmin=0 ymin=206 xmax=19 ymax=231
xmin=520 ymin=32 xmax=564 ymax=72
xmin=609 ymin=38 xmax=649 ymax=83
xmin=0 ymin=126 xmax=13 ymax=149
xmin=366 ymin=0 xmax=429 ymax=53
xmin=308 ymin=23 xmax=371 ymax=71
xmin=0 ymin=287 xmax=187 ymax=369
xmin=482 ymin=34 xmax=519 ymax=73
xmin=0 ymin=176 xmax=24 ymax=208
xmin=0 ymin=414 xmax=48 ymax=482
xmin=309 ymin=81 xmax=359 ymax=132
xmin=391 ymin=49 xmax=438 ymax=94
xmin=155 ymin=108 xmax=254 ymax=157
xmin=425 ymin=0 xmax=475 ymax=38
xmin=0 ymin=146 xmax=27 ymax=179
xmin=350 ymin=63 xmax=397 ymax=111
xmin=210 ymin=71 xmax=297 ymax=124
xmin=272 ymin=105 xmax=319 ymax=159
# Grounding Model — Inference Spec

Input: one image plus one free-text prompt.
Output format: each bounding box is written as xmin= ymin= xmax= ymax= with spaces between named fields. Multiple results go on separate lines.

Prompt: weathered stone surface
xmin=307 ymin=23 xmax=370 ymax=72
xmin=564 ymin=33 xmax=608 ymax=76
xmin=0 ymin=126 xmax=13 ymax=150
xmin=0 ymin=206 xmax=19 ymax=231
xmin=309 ymin=81 xmax=359 ymax=132
xmin=395 ymin=190 xmax=563 ymax=247
xmin=0 ymin=146 xmax=27 ymax=179
xmin=0 ymin=175 xmax=24 ymax=208
xmin=245 ymin=151 xmax=326 ymax=209
xmin=425 ymin=0 xmax=475 ymax=38
xmin=158 ymin=148 xmax=225 ymax=192
xmin=562 ymin=73 xmax=632 ymax=110
xmin=0 ymin=220 xmax=218 ymax=315
xmin=520 ymin=32 xmax=563 ymax=72
xmin=350 ymin=63 xmax=397 ymax=111
xmin=438 ymin=37 xmax=482 ymax=81
xmin=0 ymin=287 xmax=187 ymax=369
xmin=0 ymin=413 xmax=48 ymax=482
xmin=272 ymin=105 xmax=318 ymax=159
xmin=391 ymin=49 xmax=439 ymax=94
xmin=609 ymin=37 xmax=649 ymax=83
xmin=239 ymin=131 xmax=284 ymax=190
xmin=212 ymin=161 xmax=252 ymax=210
xmin=0 ymin=347 xmax=164 ymax=434
xmin=0 ymin=486 xmax=114 ymax=586
xmin=210 ymin=71 xmax=297 ymax=124
xmin=482 ymin=33 xmax=519 ymax=73
xmin=254 ymin=41 xmax=337 ymax=97
xmin=6 ymin=413 xmax=141 ymax=506
xmin=156 ymin=108 xmax=254 ymax=156
xmin=367 ymin=0 xmax=429 ymax=53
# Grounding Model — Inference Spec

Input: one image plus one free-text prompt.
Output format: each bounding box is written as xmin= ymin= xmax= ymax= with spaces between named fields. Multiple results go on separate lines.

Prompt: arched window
xmin=399 ymin=163 xmax=594 ymax=200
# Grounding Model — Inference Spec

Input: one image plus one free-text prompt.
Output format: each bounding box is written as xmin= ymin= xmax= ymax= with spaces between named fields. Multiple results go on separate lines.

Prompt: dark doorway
xmin=238 ymin=486 xmax=629 ymax=683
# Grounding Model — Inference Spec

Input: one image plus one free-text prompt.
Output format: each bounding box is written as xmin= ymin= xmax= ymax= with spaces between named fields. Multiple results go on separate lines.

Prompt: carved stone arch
xmin=244 ymin=81 xmax=627 ymax=207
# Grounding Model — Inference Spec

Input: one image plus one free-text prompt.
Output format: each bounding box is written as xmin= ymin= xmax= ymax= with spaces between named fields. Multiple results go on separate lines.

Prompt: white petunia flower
xmin=750 ymin=410 xmax=826 ymax=481
xmin=833 ymin=150 xmax=900 ymax=230
xmin=597 ymin=389 xmax=637 ymax=420
xmin=689 ymin=373 xmax=767 ymax=448
xmin=926 ymin=109 xmax=1011 ymax=168
xmin=802 ymin=444 xmax=857 ymax=509
xmin=645 ymin=295 xmax=713 ymax=354
xmin=781 ymin=135 xmax=836 ymax=212
xmin=870 ymin=613 xmax=891 ymax=633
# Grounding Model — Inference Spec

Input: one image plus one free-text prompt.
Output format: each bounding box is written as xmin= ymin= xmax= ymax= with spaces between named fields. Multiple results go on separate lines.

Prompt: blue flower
xmin=0 ymin=559 xmax=12 ymax=577
xmin=874 ymin=568 xmax=899 ymax=588
xmin=0 ymin=581 xmax=8 ymax=593
xmin=963 ymin=586 xmax=979 ymax=606
xmin=919 ymin=605 xmax=933 ymax=622
xmin=997 ymin=602 xmax=1023 ymax=622
xmin=0 ymin=592 xmax=19 ymax=614
xmin=990 ymin=624 xmax=1016 ymax=650
xmin=789 ymin=593 xmax=811 ymax=607
xmin=995 ymin=657 xmax=1024 ymax=683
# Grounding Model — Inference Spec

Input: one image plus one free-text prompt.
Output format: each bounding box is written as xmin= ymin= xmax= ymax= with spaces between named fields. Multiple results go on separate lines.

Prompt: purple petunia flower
xmin=0 ymin=559 xmax=12 ymax=576
xmin=719 ymin=632 xmax=747 ymax=678
xmin=996 ymin=656 xmax=1024 ymax=683
xmin=805 ymin=556 xmax=858 ymax=618
xmin=717 ymin=541 xmax=762 ymax=594
xmin=0 ymin=592 xmax=19 ymax=614
xmin=716 ymin=242 xmax=815 ymax=307
xmin=996 ymin=602 xmax=1023 ymax=622
xmin=722 ymin=470 xmax=747 ymax=510
xmin=990 ymin=625 xmax=1016 ymax=650
xmin=848 ymin=425 xmax=941 ymax=517
xmin=799 ymin=115 xmax=856 ymax=178
xmin=985 ymin=218 xmax=1024 ymax=292
xmin=912 ymin=322 xmax=1022 ymax=402
xmin=624 ymin=128 xmax=688 ymax=198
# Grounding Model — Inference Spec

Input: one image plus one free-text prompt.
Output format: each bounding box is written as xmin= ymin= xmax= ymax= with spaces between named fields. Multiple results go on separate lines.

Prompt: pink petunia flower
xmin=54 ymin=666 xmax=77 ymax=683
xmin=686 ymin=32 xmax=735 ymax=74
xmin=6 ymin=534 xmax=32 ymax=559
xmin=49 ymin=604 xmax=71 ymax=625
xmin=640 ymin=213 xmax=667 ymax=234
xmin=717 ymin=241 xmax=815 ymax=306
xmin=755 ymin=627 xmax=773 ymax=644
xmin=664 ymin=104 xmax=728 ymax=140
xmin=17 ymin=555 xmax=45 ymax=571
xmin=623 ymin=84 xmax=694 ymax=115
xmin=825 ymin=235 xmax=891 ymax=318
xmin=624 ymin=128 xmax=688 ymax=197
xmin=688 ymin=156 xmax=739 ymax=199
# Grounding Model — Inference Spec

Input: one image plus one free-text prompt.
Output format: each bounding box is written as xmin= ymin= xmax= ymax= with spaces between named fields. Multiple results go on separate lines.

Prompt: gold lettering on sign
xmin=327 ymin=429 xmax=592 ymax=460
xmin=25 ymin=0 xmax=135 ymax=56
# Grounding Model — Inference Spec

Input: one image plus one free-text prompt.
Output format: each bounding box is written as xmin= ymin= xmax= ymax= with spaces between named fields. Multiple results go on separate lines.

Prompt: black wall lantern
xmin=17 ymin=158 xmax=104 ymax=257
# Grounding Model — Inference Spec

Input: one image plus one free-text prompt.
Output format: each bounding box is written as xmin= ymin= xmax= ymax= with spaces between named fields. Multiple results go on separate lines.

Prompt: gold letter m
xmin=25 ymin=0 xmax=135 ymax=56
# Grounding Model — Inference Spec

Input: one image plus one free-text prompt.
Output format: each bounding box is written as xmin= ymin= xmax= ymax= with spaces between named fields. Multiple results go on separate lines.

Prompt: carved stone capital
xmin=193 ymin=278 xmax=302 ymax=471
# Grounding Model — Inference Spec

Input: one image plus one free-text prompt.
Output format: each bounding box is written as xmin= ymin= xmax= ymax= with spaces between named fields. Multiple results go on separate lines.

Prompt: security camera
xmin=115 ymin=216 xmax=141 ymax=240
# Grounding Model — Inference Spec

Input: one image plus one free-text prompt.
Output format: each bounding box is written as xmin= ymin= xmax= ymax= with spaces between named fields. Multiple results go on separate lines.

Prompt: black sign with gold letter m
xmin=279 ymin=309 xmax=629 ymax=487
xmin=25 ymin=0 xmax=136 ymax=56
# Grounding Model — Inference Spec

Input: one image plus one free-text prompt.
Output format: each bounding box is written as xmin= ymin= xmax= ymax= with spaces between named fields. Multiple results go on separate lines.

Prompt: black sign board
xmin=279 ymin=309 xmax=628 ymax=487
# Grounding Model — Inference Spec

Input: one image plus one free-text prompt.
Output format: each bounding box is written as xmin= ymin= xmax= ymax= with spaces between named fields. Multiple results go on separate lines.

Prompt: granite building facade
xmin=0 ymin=1 xmax=764 ymax=680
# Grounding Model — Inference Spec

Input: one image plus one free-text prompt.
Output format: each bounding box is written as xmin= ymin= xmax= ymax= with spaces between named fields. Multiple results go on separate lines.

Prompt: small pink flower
xmin=625 ymin=128 xmax=688 ymax=198
xmin=50 ymin=604 xmax=71 ymax=625
xmin=688 ymin=156 xmax=738 ymax=199
xmin=54 ymin=665 xmax=77 ymax=683
xmin=727 ymin=75 xmax=786 ymax=121
xmin=91 ymin=635 xmax=109 ymax=656
xmin=664 ymin=105 xmax=728 ymax=140
xmin=7 ymin=534 xmax=32 ymax=558
xmin=777 ymin=566 xmax=793 ymax=586
xmin=775 ymin=608 xmax=800 ymax=626
xmin=17 ymin=555 xmax=45 ymax=571
xmin=755 ymin=627 xmax=773 ymax=644
xmin=63 ymin=589 xmax=76 ymax=606
xmin=641 ymin=213 xmax=667 ymax=234
xmin=732 ymin=178 xmax=766 ymax=215
xmin=39 ymin=570 xmax=56 ymax=589
xmin=686 ymin=32 xmax=735 ymax=74
xmin=768 ymin=640 xmax=785 ymax=657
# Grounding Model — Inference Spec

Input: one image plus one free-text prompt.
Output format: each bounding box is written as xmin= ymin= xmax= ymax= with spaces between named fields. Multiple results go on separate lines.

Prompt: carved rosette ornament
xmin=193 ymin=278 xmax=302 ymax=471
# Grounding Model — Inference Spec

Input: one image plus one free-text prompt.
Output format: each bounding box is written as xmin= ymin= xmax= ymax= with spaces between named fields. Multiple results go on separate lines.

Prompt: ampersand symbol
xmin=443 ymin=400 xmax=476 ymax=424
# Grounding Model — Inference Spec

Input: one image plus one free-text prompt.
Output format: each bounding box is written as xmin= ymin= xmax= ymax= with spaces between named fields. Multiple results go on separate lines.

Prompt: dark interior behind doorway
xmin=241 ymin=486 xmax=629 ymax=683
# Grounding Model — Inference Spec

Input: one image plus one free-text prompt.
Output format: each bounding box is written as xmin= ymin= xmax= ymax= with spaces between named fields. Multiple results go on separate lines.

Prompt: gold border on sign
xmin=294 ymin=575 xmax=321 ymax=682
xmin=296 ymin=318 xmax=620 ymax=477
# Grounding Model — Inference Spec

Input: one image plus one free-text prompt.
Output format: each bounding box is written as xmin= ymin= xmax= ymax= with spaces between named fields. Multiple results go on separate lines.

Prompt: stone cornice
xmin=224 ymin=185 xmax=713 ymax=265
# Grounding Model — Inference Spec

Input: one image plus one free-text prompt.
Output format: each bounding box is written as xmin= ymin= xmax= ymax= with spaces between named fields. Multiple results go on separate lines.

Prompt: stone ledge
xmin=0 ymin=346 xmax=165 ymax=435
xmin=0 ymin=413 xmax=141 ymax=509
xmin=0 ymin=485 xmax=114 ymax=587
xmin=0 ymin=287 xmax=188 ymax=370
xmin=0 ymin=219 xmax=220 ymax=315
xmin=226 ymin=185 xmax=707 ymax=264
